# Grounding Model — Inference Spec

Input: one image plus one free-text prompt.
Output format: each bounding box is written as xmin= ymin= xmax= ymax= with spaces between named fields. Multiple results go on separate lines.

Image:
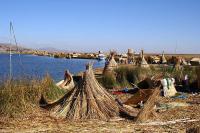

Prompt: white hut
xmin=140 ymin=50 xmax=149 ymax=68
xmin=161 ymin=51 xmax=167 ymax=64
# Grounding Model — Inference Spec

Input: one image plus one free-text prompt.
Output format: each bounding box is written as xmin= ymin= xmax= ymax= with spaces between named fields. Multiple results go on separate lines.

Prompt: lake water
xmin=0 ymin=54 xmax=105 ymax=82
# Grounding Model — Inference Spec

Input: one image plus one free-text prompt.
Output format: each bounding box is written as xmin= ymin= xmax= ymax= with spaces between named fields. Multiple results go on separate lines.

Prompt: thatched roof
xmin=161 ymin=51 xmax=167 ymax=64
xmin=191 ymin=57 xmax=200 ymax=62
xmin=41 ymin=64 xmax=138 ymax=120
xmin=103 ymin=55 xmax=118 ymax=73
xmin=190 ymin=58 xmax=200 ymax=66
xmin=140 ymin=50 xmax=149 ymax=68
xmin=150 ymin=56 xmax=160 ymax=64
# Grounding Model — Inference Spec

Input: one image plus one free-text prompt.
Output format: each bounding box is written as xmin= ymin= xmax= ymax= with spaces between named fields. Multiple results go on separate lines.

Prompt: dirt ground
xmin=0 ymin=112 xmax=199 ymax=133
xmin=1 ymin=94 xmax=200 ymax=133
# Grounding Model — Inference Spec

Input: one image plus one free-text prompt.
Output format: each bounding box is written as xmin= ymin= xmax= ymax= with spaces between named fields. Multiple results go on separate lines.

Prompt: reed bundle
xmin=136 ymin=88 xmax=160 ymax=122
xmin=42 ymin=64 xmax=138 ymax=120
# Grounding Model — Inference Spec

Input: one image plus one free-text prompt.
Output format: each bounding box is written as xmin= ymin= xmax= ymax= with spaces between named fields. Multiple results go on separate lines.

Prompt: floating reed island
xmin=2 ymin=42 xmax=199 ymax=66
xmin=1 ymin=47 xmax=200 ymax=132
xmin=30 ymin=48 xmax=200 ymax=67
xmin=1 ymin=42 xmax=199 ymax=65
xmin=39 ymin=50 xmax=200 ymax=123
xmin=38 ymin=49 xmax=200 ymax=67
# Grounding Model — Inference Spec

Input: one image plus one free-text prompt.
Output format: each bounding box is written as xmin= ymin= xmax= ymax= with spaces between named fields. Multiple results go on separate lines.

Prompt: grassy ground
xmin=0 ymin=94 xmax=200 ymax=132
xmin=100 ymin=65 xmax=198 ymax=90
xmin=0 ymin=65 xmax=200 ymax=132
xmin=0 ymin=74 xmax=65 ymax=117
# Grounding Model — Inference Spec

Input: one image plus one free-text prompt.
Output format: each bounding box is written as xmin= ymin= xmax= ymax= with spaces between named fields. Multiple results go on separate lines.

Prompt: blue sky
xmin=0 ymin=0 xmax=200 ymax=53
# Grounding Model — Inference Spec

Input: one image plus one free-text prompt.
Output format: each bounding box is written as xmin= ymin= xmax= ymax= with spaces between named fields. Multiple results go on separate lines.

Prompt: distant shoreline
xmin=1 ymin=51 xmax=199 ymax=55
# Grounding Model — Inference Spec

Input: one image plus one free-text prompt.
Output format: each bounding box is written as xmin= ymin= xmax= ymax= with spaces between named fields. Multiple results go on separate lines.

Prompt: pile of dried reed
xmin=42 ymin=64 xmax=138 ymax=120
xmin=136 ymin=88 xmax=160 ymax=122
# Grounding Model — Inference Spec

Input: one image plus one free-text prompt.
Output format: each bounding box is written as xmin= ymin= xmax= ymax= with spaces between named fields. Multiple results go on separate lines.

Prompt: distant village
xmin=0 ymin=43 xmax=200 ymax=66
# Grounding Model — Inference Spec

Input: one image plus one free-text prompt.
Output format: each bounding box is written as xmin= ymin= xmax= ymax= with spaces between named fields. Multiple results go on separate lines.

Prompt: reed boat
xmin=56 ymin=71 xmax=75 ymax=91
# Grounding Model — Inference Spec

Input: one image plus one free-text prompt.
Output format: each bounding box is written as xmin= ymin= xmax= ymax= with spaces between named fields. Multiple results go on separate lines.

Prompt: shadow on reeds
xmin=119 ymin=111 xmax=135 ymax=120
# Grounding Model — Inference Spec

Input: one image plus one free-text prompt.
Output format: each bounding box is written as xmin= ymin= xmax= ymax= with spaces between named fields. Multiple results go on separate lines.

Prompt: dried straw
xmin=136 ymin=88 xmax=160 ymax=122
xmin=41 ymin=63 xmax=138 ymax=120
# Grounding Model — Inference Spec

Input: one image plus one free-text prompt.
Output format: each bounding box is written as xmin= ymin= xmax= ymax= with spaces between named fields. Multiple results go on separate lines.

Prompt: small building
xmin=127 ymin=48 xmax=135 ymax=64
xmin=161 ymin=51 xmax=167 ymax=64
xmin=103 ymin=54 xmax=118 ymax=74
xmin=140 ymin=50 xmax=149 ymax=68
xmin=190 ymin=58 xmax=200 ymax=66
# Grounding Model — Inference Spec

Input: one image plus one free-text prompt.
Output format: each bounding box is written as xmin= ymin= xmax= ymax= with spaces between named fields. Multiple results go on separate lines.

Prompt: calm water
xmin=0 ymin=54 xmax=105 ymax=82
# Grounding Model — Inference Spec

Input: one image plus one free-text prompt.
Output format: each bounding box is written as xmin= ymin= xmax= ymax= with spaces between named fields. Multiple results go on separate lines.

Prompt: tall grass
xmin=115 ymin=66 xmax=152 ymax=85
xmin=0 ymin=74 xmax=65 ymax=117
xmin=101 ymin=65 xmax=198 ymax=89
xmin=115 ymin=67 xmax=131 ymax=87
xmin=197 ymin=67 xmax=200 ymax=89
xmin=100 ymin=66 xmax=153 ymax=89
xmin=160 ymin=65 xmax=197 ymax=84
xmin=101 ymin=73 xmax=117 ymax=89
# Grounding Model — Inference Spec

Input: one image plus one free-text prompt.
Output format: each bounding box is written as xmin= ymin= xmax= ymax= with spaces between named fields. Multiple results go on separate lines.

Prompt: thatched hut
xmin=190 ymin=57 xmax=200 ymax=66
xmin=127 ymin=48 xmax=135 ymax=64
xmin=140 ymin=50 xmax=149 ymax=68
xmin=103 ymin=55 xmax=118 ymax=74
xmin=149 ymin=56 xmax=160 ymax=64
xmin=41 ymin=64 xmax=138 ymax=120
xmin=161 ymin=51 xmax=167 ymax=64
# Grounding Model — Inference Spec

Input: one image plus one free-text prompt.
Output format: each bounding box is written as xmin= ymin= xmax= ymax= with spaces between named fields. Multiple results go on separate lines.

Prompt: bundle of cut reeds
xmin=136 ymin=88 xmax=160 ymax=122
xmin=42 ymin=64 xmax=138 ymax=120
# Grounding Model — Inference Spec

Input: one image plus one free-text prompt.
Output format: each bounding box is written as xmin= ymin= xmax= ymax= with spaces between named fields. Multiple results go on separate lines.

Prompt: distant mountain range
xmin=37 ymin=47 xmax=68 ymax=52
xmin=0 ymin=43 xmax=70 ymax=53
xmin=1 ymin=43 xmax=199 ymax=55
xmin=0 ymin=43 xmax=32 ymax=52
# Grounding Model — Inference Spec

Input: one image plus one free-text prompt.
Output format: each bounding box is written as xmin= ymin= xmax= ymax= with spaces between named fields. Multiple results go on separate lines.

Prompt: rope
xmin=9 ymin=22 xmax=26 ymax=76
xmin=9 ymin=22 xmax=12 ymax=79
